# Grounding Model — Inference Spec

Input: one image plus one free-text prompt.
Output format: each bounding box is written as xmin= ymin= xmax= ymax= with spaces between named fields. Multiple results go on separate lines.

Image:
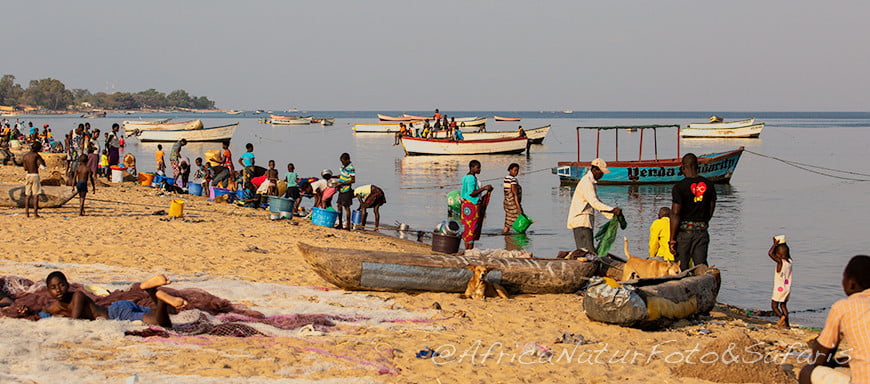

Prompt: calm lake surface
xmin=25 ymin=111 xmax=870 ymax=327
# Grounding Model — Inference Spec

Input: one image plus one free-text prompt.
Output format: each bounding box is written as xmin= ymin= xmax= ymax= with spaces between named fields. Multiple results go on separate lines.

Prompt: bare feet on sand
xmin=155 ymin=290 xmax=188 ymax=310
xmin=140 ymin=274 xmax=171 ymax=289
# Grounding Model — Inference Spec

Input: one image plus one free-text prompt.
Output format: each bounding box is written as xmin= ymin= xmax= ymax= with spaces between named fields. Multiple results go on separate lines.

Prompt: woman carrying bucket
xmin=502 ymin=163 xmax=524 ymax=234
xmin=460 ymin=159 xmax=493 ymax=250
xmin=354 ymin=184 xmax=386 ymax=232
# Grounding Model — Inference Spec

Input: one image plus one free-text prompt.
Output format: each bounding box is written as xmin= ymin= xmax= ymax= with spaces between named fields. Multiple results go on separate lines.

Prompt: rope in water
xmin=399 ymin=166 xmax=556 ymax=190
xmin=744 ymin=149 xmax=870 ymax=182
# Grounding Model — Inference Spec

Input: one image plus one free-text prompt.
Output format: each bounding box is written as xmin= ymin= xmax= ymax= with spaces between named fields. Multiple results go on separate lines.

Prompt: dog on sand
xmin=462 ymin=265 xmax=509 ymax=300
xmin=621 ymin=237 xmax=681 ymax=281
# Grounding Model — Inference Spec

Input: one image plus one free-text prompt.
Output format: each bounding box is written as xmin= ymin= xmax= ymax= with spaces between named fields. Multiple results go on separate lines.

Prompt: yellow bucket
xmin=169 ymin=200 xmax=184 ymax=218
xmin=139 ymin=172 xmax=155 ymax=186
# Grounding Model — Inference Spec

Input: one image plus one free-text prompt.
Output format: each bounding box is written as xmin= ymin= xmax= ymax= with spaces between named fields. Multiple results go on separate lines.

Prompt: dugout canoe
xmin=297 ymin=243 xmax=600 ymax=294
xmin=583 ymin=265 xmax=722 ymax=329
xmin=123 ymin=119 xmax=203 ymax=131
xmin=135 ymin=123 xmax=238 ymax=142
xmin=0 ymin=185 xmax=76 ymax=208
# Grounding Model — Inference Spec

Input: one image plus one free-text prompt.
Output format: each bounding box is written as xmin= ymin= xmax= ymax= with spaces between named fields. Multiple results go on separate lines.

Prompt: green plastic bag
xmin=446 ymin=190 xmax=461 ymax=213
xmin=594 ymin=213 xmax=627 ymax=257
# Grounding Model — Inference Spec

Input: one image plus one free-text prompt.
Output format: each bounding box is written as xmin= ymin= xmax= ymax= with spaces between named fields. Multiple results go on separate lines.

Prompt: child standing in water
xmin=768 ymin=235 xmax=792 ymax=328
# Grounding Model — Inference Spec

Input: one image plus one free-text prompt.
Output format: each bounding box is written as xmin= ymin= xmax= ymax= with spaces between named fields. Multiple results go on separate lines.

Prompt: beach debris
xmin=555 ymin=332 xmax=597 ymax=345
xmin=297 ymin=324 xmax=325 ymax=337
xmin=687 ymin=327 xmax=713 ymax=336
xmin=152 ymin=209 xmax=167 ymax=215
xmin=521 ymin=342 xmax=553 ymax=358
xmin=244 ymin=245 xmax=268 ymax=254
xmin=415 ymin=346 xmax=439 ymax=359
xmin=430 ymin=302 xmax=442 ymax=310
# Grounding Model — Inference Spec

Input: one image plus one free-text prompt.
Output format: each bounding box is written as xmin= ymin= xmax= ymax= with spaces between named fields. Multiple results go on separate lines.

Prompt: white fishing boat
xmin=136 ymin=122 xmax=238 ymax=142
xmin=122 ymin=118 xmax=172 ymax=127
xmin=403 ymin=115 xmax=487 ymax=127
xmin=682 ymin=117 xmax=764 ymax=138
xmin=271 ymin=117 xmax=312 ymax=125
xmin=353 ymin=121 xmax=423 ymax=132
xmin=429 ymin=125 xmax=550 ymax=144
xmin=400 ymin=136 xmax=528 ymax=156
xmin=124 ymin=119 xmax=203 ymax=131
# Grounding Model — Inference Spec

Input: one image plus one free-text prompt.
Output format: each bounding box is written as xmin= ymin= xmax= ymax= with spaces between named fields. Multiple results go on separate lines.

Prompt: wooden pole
xmin=677 ymin=126 xmax=681 ymax=158
xmin=596 ymin=129 xmax=601 ymax=158
xmin=638 ymin=128 xmax=644 ymax=161
xmin=615 ymin=128 xmax=619 ymax=161
xmin=654 ymin=128 xmax=659 ymax=160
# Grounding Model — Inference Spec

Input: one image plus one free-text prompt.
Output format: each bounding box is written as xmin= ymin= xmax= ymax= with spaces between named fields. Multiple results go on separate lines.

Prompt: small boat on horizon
xmin=494 ymin=116 xmax=522 ymax=121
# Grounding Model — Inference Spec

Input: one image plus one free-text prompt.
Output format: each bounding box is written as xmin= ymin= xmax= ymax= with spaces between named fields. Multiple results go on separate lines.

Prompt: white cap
xmin=591 ymin=158 xmax=610 ymax=174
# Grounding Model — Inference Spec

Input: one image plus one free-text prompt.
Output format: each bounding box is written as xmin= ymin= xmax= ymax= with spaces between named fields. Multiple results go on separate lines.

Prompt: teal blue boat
xmin=554 ymin=125 xmax=744 ymax=185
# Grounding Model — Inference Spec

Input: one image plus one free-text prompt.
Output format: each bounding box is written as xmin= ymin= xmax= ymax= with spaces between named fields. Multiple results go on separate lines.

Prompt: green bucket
xmin=512 ymin=213 xmax=533 ymax=233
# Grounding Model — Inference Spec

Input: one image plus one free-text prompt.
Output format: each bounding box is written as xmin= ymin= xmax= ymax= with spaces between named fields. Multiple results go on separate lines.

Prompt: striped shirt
xmin=503 ymin=175 xmax=517 ymax=189
xmin=817 ymin=289 xmax=870 ymax=383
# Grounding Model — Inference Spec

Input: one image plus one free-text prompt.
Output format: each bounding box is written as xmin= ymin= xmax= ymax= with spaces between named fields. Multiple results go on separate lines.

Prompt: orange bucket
xmin=138 ymin=172 xmax=155 ymax=186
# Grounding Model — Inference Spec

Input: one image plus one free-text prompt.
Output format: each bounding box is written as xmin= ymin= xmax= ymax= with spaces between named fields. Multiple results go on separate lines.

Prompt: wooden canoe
xmin=136 ymin=123 xmax=238 ymax=142
xmin=298 ymin=243 xmax=600 ymax=294
xmin=401 ymin=136 xmax=528 ymax=156
xmin=123 ymin=119 xmax=203 ymax=131
xmin=0 ymin=185 xmax=77 ymax=208
xmin=494 ymin=116 xmax=522 ymax=121
xmin=583 ymin=265 xmax=721 ymax=329
xmin=429 ymin=125 xmax=550 ymax=144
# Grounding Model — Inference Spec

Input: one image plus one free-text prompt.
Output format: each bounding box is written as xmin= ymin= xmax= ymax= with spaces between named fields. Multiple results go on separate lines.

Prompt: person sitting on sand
xmin=44 ymin=271 xmax=187 ymax=328
xmin=800 ymin=255 xmax=869 ymax=384
xmin=72 ymin=155 xmax=96 ymax=216
xmin=235 ymin=181 xmax=261 ymax=208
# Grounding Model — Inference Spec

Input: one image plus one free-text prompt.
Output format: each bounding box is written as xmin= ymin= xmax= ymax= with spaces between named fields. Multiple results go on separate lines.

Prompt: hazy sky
xmin=4 ymin=1 xmax=868 ymax=111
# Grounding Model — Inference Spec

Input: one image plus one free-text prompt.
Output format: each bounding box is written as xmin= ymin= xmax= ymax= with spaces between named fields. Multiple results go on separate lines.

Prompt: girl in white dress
xmin=768 ymin=236 xmax=792 ymax=328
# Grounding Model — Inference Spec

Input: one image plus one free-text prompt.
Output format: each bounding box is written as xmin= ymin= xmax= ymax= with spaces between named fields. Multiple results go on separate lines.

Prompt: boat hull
xmin=271 ymin=118 xmax=312 ymax=125
xmin=401 ymin=136 xmax=528 ymax=156
xmin=687 ymin=118 xmax=755 ymax=129
xmin=137 ymin=123 xmax=238 ymax=142
xmin=555 ymin=147 xmax=744 ymax=185
xmin=0 ymin=185 xmax=76 ymax=208
xmin=494 ymin=116 xmax=522 ymax=121
xmin=584 ymin=266 xmax=721 ymax=328
xmin=429 ymin=125 xmax=550 ymax=144
xmin=378 ymin=114 xmax=417 ymax=122
xmin=680 ymin=123 xmax=764 ymax=138
xmin=298 ymin=243 xmax=599 ymax=294
xmin=124 ymin=119 xmax=203 ymax=131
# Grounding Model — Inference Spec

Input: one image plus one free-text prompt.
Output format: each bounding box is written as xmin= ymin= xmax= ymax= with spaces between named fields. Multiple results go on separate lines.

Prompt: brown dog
xmin=462 ymin=265 xmax=509 ymax=300
xmin=621 ymin=237 xmax=681 ymax=281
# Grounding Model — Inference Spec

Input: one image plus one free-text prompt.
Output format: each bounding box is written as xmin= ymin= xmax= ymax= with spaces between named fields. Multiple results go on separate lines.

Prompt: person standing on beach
xmin=461 ymin=159 xmax=494 ymax=250
xmin=155 ymin=144 xmax=166 ymax=175
xmin=169 ymin=139 xmax=187 ymax=180
xmin=72 ymin=154 xmax=95 ymax=216
xmin=648 ymin=207 xmax=674 ymax=261
xmin=335 ymin=153 xmax=356 ymax=230
xmin=767 ymin=236 xmax=792 ymax=328
xmin=566 ymin=158 xmax=622 ymax=253
xmin=22 ymin=142 xmax=46 ymax=218
xmin=238 ymin=143 xmax=255 ymax=184
xmin=669 ymin=153 xmax=717 ymax=271
xmin=107 ymin=123 xmax=121 ymax=167
xmin=502 ymin=163 xmax=524 ymax=234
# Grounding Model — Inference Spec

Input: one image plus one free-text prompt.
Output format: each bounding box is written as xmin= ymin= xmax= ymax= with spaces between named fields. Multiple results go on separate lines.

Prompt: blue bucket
xmin=351 ymin=209 xmax=362 ymax=226
xmin=212 ymin=188 xmax=233 ymax=199
xmin=188 ymin=183 xmax=203 ymax=196
xmin=236 ymin=189 xmax=245 ymax=199
xmin=153 ymin=175 xmax=165 ymax=185
xmin=164 ymin=177 xmax=176 ymax=186
xmin=311 ymin=207 xmax=339 ymax=228
xmin=269 ymin=196 xmax=295 ymax=213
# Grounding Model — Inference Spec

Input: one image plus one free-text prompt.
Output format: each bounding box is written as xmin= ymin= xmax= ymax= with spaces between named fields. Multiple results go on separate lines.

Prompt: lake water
xmin=22 ymin=111 xmax=870 ymax=327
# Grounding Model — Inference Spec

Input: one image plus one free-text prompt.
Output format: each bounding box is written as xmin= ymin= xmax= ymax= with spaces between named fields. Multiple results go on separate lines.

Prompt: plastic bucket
xmin=164 ymin=177 xmax=176 ymax=187
xmin=138 ymin=172 xmax=155 ymax=186
xmin=512 ymin=213 xmax=533 ymax=233
xmin=169 ymin=200 xmax=184 ymax=218
xmin=351 ymin=210 xmax=362 ymax=226
xmin=431 ymin=232 xmax=460 ymax=254
xmin=311 ymin=207 xmax=339 ymax=228
xmin=269 ymin=196 xmax=294 ymax=213
xmin=188 ymin=183 xmax=203 ymax=196
xmin=110 ymin=167 xmax=126 ymax=183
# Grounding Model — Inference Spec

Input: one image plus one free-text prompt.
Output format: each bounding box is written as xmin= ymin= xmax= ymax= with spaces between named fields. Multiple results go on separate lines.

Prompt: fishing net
xmin=594 ymin=213 xmax=627 ymax=257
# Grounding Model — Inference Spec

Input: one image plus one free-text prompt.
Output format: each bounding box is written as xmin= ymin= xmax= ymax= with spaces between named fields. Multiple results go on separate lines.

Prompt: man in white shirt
xmin=566 ymin=158 xmax=622 ymax=253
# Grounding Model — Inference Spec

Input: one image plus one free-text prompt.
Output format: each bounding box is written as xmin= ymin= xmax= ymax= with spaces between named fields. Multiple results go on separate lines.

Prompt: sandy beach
xmin=0 ymin=164 xmax=815 ymax=383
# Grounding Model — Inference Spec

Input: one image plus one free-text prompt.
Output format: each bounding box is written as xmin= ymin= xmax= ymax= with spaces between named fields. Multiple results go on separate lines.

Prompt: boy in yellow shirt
xmin=649 ymin=207 xmax=675 ymax=261
xmin=155 ymin=144 xmax=166 ymax=175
